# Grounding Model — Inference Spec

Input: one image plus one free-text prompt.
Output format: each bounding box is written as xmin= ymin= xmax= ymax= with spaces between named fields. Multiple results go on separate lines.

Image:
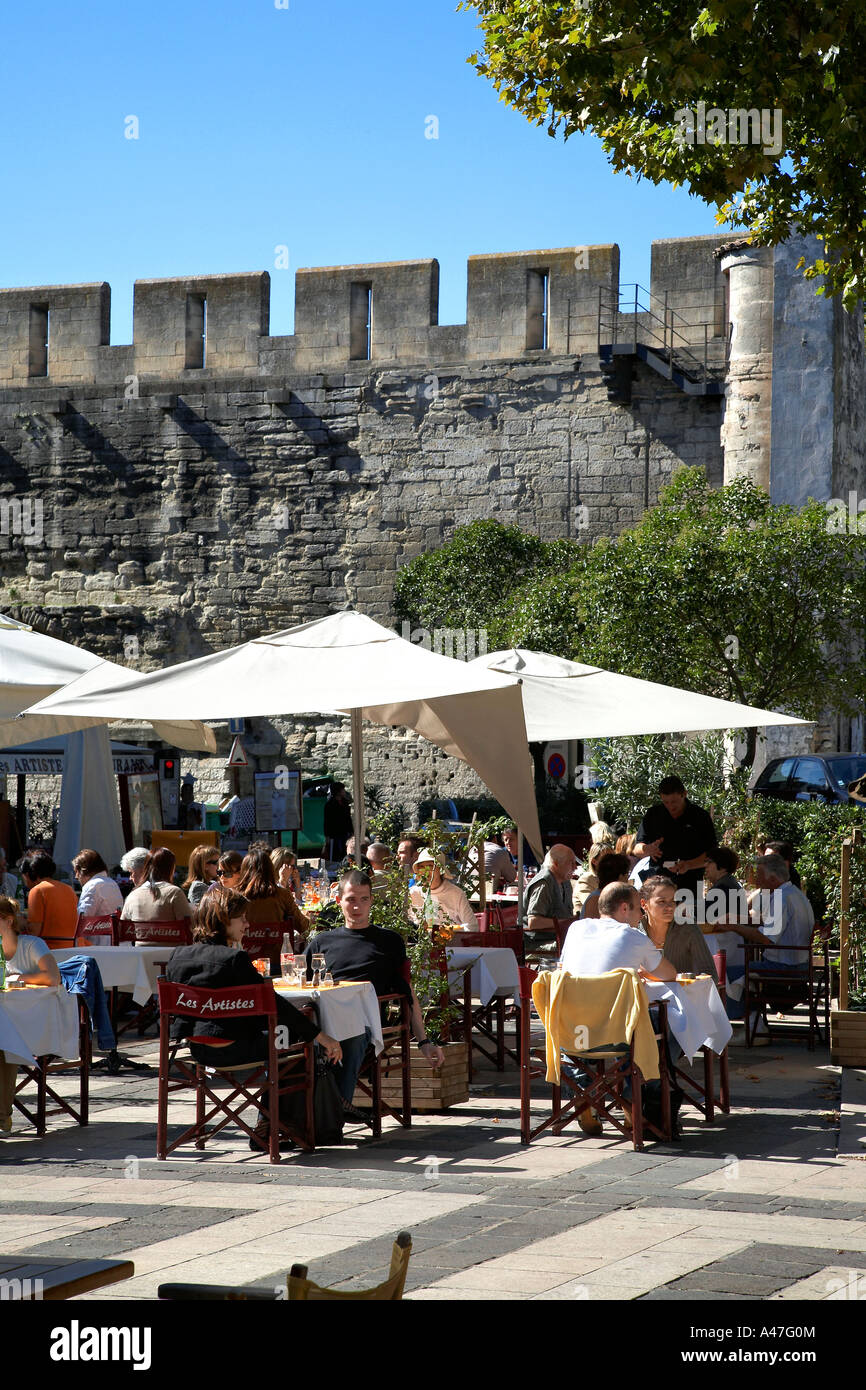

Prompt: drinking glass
xmin=312 ymin=953 xmax=326 ymax=979
xmin=323 ymin=971 xmax=335 ymax=988
xmin=295 ymin=961 xmax=309 ymax=987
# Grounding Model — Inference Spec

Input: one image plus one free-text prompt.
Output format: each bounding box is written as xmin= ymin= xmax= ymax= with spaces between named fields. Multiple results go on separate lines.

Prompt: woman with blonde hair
xmin=574 ymin=839 xmax=615 ymax=909
xmin=270 ymin=847 xmax=302 ymax=899
xmin=182 ymin=844 xmax=220 ymax=907
xmin=615 ymin=832 xmax=640 ymax=873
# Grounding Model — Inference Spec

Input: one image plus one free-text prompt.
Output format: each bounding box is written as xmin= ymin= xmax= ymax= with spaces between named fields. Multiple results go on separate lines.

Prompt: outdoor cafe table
xmin=273 ymin=979 xmax=384 ymax=1054
xmin=0 ymin=1254 xmax=135 ymax=1299
xmin=445 ymin=944 xmax=520 ymax=1007
xmin=53 ymin=945 xmax=173 ymax=1007
xmin=0 ymin=984 xmax=80 ymax=1065
xmin=643 ymin=975 xmax=733 ymax=1063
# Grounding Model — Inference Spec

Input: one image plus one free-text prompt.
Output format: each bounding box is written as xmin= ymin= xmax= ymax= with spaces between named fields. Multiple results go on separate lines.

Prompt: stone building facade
xmin=0 ymin=232 xmax=863 ymax=821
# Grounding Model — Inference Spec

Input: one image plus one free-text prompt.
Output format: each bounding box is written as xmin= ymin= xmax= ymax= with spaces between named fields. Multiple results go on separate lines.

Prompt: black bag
xmin=313 ymin=1057 xmax=345 ymax=1144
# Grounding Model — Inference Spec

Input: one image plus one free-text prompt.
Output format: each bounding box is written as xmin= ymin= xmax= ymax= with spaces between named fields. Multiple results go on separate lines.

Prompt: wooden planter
xmin=830 ymin=1009 xmax=866 ymax=1066
xmin=354 ymin=1040 xmax=469 ymax=1113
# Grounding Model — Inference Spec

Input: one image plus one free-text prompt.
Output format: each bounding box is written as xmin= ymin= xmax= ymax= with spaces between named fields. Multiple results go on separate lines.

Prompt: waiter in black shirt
xmin=635 ymin=776 xmax=718 ymax=903
xmin=305 ymin=869 xmax=445 ymax=1120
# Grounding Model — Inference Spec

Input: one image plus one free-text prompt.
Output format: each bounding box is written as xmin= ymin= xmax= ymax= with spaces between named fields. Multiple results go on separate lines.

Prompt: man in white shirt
xmin=560 ymin=883 xmax=677 ymax=1134
xmin=562 ymin=883 xmax=678 ymax=981
xmin=409 ymin=849 xmax=477 ymax=930
xmin=754 ymin=856 xmax=815 ymax=966
xmin=72 ymin=849 xmax=124 ymax=917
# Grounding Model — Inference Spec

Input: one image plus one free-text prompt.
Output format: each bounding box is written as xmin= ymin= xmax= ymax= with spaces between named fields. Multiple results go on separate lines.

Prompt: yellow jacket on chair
xmin=531 ymin=969 xmax=659 ymax=1084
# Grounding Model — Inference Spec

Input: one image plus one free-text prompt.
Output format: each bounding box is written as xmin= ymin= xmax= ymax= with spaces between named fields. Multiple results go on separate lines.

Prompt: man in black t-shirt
xmin=635 ymin=775 xmax=718 ymax=904
xmin=305 ymin=870 xmax=445 ymax=1118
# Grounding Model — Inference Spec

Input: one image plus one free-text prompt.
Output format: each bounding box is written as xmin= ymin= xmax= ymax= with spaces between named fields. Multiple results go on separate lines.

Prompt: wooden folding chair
xmin=156 ymin=978 xmax=314 ymax=1163
xmin=241 ymin=921 xmax=294 ymax=970
xmin=353 ymin=962 xmax=412 ymax=1137
xmin=672 ymin=950 xmax=731 ymax=1123
xmin=116 ymin=920 xmax=193 ymax=1036
xmin=157 ymin=1232 xmax=413 ymax=1301
xmin=518 ymin=965 xmax=673 ymax=1152
xmin=743 ymin=925 xmax=831 ymax=1049
xmin=451 ymin=929 xmax=522 ymax=1077
xmin=13 ymin=997 xmax=90 ymax=1136
xmin=74 ymin=912 xmax=120 ymax=947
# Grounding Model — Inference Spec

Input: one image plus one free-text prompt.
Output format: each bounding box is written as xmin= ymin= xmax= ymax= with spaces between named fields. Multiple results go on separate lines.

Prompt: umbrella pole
xmin=517 ymin=828 xmax=525 ymax=928
xmin=350 ymin=707 xmax=365 ymax=858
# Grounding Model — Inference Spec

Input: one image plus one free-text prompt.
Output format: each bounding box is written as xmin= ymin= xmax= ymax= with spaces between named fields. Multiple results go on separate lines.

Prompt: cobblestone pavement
xmin=2 ymin=1020 xmax=866 ymax=1303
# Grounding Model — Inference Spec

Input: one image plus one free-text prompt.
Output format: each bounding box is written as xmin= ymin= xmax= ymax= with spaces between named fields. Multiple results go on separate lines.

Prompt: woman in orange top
xmin=20 ymin=852 xmax=78 ymax=947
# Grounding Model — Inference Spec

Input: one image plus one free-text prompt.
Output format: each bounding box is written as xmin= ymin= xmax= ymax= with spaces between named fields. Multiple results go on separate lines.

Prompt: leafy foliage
xmin=589 ymin=732 xmax=749 ymax=832
xmin=396 ymin=468 xmax=866 ymax=766
xmin=459 ymin=0 xmax=866 ymax=306
xmin=393 ymin=519 xmax=580 ymax=642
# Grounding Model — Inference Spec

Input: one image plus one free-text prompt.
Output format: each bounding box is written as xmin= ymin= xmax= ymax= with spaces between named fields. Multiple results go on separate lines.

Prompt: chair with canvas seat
xmin=156 ymin=978 xmax=315 ymax=1163
xmin=351 ymin=961 xmax=413 ymax=1137
xmin=12 ymin=994 xmax=91 ymax=1137
xmin=241 ymin=921 xmax=293 ymax=971
xmin=672 ymin=950 xmax=731 ymax=1123
xmin=74 ymin=912 xmax=120 ymax=947
xmin=452 ymin=928 xmax=522 ymax=1077
xmin=116 ymin=919 xmax=193 ymax=1036
xmin=743 ymin=924 xmax=831 ymax=1049
xmin=519 ymin=965 xmax=673 ymax=1151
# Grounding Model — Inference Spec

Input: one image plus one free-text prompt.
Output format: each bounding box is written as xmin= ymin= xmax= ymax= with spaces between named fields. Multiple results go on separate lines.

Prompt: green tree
xmin=396 ymin=469 xmax=866 ymax=767
xmin=393 ymin=519 xmax=578 ymax=642
xmin=458 ymin=0 xmax=866 ymax=306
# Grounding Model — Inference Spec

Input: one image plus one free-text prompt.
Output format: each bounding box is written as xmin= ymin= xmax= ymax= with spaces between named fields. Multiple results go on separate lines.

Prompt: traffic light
xmin=160 ymin=757 xmax=176 ymax=780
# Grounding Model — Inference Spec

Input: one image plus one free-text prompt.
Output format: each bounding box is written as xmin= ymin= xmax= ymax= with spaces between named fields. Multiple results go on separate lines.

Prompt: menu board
xmin=254 ymin=770 xmax=302 ymax=832
xmin=128 ymin=773 xmax=163 ymax=840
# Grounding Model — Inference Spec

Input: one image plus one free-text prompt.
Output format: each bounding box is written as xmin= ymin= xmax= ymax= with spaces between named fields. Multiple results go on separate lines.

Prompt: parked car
xmin=751 ymin=753 xmax=866 ymax=805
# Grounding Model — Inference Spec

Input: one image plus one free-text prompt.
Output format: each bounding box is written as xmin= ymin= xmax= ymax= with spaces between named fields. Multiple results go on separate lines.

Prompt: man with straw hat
xmin=409 ymin=849 xmax=476 ymax=931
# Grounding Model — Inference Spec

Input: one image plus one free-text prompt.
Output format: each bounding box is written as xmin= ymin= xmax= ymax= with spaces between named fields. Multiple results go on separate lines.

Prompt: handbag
xmin=313 ymin=1055 xmax=345 ymax=1144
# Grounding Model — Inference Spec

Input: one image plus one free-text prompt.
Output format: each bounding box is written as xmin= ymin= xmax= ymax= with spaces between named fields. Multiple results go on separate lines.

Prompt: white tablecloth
xmin=274 ymin=980 xmax=384 ymax=1055
xmin=0 ymin=986 xmax=80 ymax=1066
xmin=445 ymin=946 xmax=520 ymax=1007
xmin=643 ymin=976 xmax=733 ymax=1063
xmin=53 ymin=946 xmax=174 ymax=1007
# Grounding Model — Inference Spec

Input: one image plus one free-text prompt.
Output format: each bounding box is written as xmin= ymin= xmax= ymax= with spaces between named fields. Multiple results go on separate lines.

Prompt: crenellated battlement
xmin=0 ymin=237 xmax=732 ymax=387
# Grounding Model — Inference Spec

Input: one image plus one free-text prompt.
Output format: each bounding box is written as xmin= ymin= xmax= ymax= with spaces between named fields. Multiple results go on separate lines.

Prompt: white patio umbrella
xmin=0 ymin=612 xmax=216 ymax=752
xmin=469 ymin=648 xmax=809 ymax=741
xmin=467 ymin=648 xmax=809 ymax=925
xmin=24 ymin=610 xmax=544 ymax=855
xmin=0 ymin=612 xmax=216 ymax=871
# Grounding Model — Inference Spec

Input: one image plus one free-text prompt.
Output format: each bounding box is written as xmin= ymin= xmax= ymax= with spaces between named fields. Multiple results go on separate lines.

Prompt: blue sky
xmin=0 ymin=0 xmax=721 ymax=343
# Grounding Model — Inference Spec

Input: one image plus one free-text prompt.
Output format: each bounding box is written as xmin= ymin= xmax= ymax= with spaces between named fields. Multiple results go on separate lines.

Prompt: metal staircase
xmin=597 ymin=284 xmax=727 ymax=401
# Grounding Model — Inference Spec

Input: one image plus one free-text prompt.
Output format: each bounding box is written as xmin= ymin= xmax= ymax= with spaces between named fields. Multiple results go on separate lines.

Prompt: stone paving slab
xmin=1 ymin=1026 xmax=862 ymax=1303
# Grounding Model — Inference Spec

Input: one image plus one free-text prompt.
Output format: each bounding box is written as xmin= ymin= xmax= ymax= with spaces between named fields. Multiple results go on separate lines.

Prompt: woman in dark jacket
xmin=166 ymin=889 xmax=341 ymax=1148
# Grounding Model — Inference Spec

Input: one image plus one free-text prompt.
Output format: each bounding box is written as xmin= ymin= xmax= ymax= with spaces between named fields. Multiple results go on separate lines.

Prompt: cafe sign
xmin=0 ymin=752 xmax=154 ymax=776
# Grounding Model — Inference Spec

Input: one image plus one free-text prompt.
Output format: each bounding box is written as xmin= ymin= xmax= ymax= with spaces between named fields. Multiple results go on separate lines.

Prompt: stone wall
xmin=0 ymin=236 xmax=862 ymax=817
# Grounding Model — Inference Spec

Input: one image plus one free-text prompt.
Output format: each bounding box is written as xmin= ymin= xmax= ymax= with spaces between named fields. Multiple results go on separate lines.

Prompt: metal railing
xmin=597 ymin=283 xmax=726 ymax=385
